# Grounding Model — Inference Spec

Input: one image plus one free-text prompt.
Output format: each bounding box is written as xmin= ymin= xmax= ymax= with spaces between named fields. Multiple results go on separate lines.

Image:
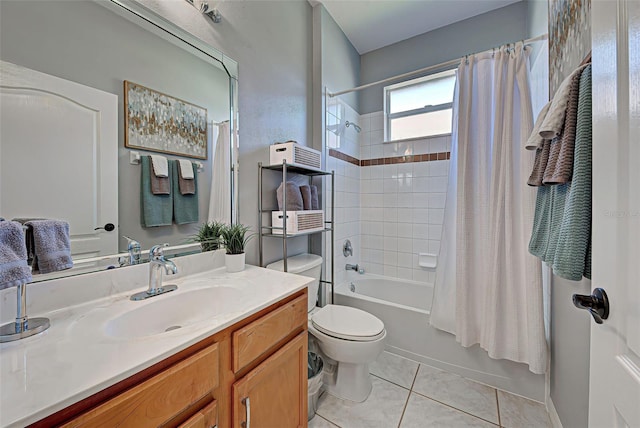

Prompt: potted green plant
xmin=220 ymin=223 xmax=254 ymax=272
xmin=193 ymin=221 xmax=225 ymax=252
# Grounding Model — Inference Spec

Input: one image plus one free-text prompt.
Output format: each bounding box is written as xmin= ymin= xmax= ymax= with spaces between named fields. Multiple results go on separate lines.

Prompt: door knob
xmin=94 ymin=223 xmax=115 ymax=232
xmin=572 ymin=288 xmax=610 ymax=324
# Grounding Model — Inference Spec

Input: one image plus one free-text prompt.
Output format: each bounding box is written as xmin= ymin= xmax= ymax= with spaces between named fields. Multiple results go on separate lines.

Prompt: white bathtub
xmin=334 ymin=273 xmax=545 ymax=401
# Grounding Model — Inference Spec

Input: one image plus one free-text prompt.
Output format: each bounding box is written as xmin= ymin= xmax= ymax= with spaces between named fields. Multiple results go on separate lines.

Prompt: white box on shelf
xmin=269 ymin=141 xmax=322 ymax=170
xmin=271 ymin=210 xmax=324 ymax=235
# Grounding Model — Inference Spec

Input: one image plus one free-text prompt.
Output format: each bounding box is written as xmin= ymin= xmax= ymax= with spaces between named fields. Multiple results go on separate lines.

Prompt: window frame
xmin=384 ymin=68 xmax=457 ymax=142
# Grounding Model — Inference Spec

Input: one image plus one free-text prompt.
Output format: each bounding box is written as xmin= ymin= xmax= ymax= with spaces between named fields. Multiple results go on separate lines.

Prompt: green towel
xmin=140 ymin=156 xmax=173 ymax=227
xmin=553 ymin=65 xmax=592 ymax=280
xmin=171 ymin=160 xmax=199 ymax=225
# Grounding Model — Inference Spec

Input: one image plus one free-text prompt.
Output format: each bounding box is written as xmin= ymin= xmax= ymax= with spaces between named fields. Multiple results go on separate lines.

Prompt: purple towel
xmin=300 ymin=185 xmax=312 ymax=210
xmin=276 ymin=182 xmax=304 ymax=211
xmin=25 ymin=220 xmax=73 ymax=274
xmin=310 ymin=185 xmax=319 ymax=210
xmin=0 ymin=221 xmax=32 ymax=289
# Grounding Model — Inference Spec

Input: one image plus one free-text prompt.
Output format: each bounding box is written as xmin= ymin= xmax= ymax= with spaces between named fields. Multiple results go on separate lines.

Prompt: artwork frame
xmin=548 ymin=0 xmax=591 ymax=97
xmin=124 ymin=80 xmax=208 ymax=160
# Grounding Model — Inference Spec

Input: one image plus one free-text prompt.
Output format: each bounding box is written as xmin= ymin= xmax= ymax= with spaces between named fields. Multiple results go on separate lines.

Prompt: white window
xmin=384 ymin=69 xmax=457 ymax=142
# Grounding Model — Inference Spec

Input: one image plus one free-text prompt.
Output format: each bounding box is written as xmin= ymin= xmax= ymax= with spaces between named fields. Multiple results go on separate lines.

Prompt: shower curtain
xmin=430 ymin=42 xmax=546 ymax=374
xmin=208 ymin=121 xmax=231 ymax=224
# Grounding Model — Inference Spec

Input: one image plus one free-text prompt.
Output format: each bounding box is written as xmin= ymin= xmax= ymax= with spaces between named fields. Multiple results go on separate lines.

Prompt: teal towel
xmin=171 ymin=160 xmax=199 ymax=225
xmin=141 ymin=156 xmax=173 ymax=227
xmin=529 ymin=183 xmax=569 ymax=263
xmin=553 ymin=65 xmax=592 ymax=280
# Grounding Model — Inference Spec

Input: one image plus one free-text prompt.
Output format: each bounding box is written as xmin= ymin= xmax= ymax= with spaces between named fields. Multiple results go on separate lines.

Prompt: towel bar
xmin=129 ymin=150 xmax=204 ymax=172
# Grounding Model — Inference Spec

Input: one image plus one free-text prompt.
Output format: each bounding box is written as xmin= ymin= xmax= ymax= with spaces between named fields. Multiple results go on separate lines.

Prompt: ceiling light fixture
xmin=185 ymin=0 xmax=222 ymax=23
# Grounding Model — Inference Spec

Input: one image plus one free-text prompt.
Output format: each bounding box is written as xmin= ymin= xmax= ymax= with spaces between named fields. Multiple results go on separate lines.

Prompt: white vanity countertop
xmin=0 ymin=260 xmax=310 ymax=427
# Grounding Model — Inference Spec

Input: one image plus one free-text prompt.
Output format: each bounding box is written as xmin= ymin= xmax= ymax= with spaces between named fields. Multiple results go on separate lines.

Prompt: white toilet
xmin=266 ymin=253 xmax=386 ymax=403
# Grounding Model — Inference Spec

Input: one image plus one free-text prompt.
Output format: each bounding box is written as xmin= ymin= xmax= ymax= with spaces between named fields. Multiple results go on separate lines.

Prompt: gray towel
xmin=171 ymin=160 xmax=199 ymax=225
xmin=0 ymin=221 xmax=32 ymax=289
xmin=310 ymin=185 xmax=319 ymax=210
xmin=553 ymin=65 xmax=592 ymax=280
xmin=151 ymin=172 xmax=170 ymax=195
xmin=12 ymin=217 xmax=45 ymax=266
xmin=276 ymin=182 xmax=304 ymax=211
xmin=527 ymin=139 xmax=551 ymax=186
xmin=25 ymin=220 xmax=73 ymax=274
xmin=141 ymin=156 xmax=173 ymax=227
xmin=543 ymin=68 xmax=582 ymax=185
xmin=300 ymin=185 xmax=312 ymax=210
xmin=178 ymin=161 xmax=196 ymax=195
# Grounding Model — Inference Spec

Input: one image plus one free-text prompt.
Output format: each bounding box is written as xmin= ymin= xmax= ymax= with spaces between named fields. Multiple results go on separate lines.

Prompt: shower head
xmin=345 ymin=121 xmax=361 ymax=133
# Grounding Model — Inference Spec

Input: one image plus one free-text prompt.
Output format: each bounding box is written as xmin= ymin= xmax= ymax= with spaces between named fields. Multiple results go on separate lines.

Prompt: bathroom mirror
xmin=0 ymin=0 xmax=238 ymax=282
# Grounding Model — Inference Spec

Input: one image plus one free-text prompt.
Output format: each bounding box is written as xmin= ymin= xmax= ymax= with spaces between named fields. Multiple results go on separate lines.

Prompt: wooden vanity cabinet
xmin=31 ymin=289 xmax=307 ymax=428
xmin=233 ymin=333 xmax=307 ymax=428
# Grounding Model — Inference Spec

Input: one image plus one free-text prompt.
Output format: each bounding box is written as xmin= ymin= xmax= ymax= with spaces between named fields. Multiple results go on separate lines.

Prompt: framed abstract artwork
xmin=548 ymin=0 xmax=591 ymax=97
xmin=124 ymin=81 xmax=208 ymax=159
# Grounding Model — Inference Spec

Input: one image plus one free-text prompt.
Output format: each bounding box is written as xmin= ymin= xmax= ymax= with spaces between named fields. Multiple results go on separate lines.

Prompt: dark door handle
xmin=572 ymin=288 xmax=609 ymax=324
xmin=94 ymin=223 xmax=115 ymax=232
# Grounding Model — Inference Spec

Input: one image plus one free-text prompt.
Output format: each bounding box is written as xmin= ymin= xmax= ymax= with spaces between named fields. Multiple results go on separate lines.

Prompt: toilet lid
xmin=311 ymin=305 xmax=385 ymax=342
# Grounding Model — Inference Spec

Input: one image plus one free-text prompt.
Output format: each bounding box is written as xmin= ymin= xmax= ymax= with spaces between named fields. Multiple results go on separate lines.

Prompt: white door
xmin=590 ymin=0 xmax=640 ymax=426
xmin=0 ymin=61 xmax=118 ymax=259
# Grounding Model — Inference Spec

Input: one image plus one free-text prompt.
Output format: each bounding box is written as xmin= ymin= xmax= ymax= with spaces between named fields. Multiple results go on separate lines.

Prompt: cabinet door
xmin=178 ymin=401 xmax=217 ymax=428
xmin=233 ymin=332 xmax=307 ymax=428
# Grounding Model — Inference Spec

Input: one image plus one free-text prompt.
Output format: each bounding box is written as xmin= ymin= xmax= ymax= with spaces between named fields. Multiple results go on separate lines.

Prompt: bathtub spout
xmin=346 ymin=263 xmax=359 ymax=272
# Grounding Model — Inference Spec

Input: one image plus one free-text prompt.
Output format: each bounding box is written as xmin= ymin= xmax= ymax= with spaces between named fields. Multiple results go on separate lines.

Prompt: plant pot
xmin=225 ymin=252 xmax=245 ymax=273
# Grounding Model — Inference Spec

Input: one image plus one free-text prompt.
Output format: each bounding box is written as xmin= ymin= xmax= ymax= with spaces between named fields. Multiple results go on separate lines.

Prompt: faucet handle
xmin=149 ymin=243 xmax=169 ymax=260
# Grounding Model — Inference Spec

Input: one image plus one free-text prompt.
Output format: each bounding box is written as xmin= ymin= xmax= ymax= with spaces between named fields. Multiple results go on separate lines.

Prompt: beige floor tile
xmin=309 ymin=414 xmax=340 ymax=428
xmin=316 ymin=376 xmax=410 ymax=428
xmin=400 ymin=393 xmax=497 ymax=428
xmin=369 ymin=351 xmax=419 ymax=389
xmin=412 ymin=364 xmax=499 ymax=424
xmin=497 ymin=390 xmax=552 ymax=428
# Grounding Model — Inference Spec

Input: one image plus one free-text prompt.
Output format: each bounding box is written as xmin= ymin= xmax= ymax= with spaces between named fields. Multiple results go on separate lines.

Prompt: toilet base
xmin=323 ymin=362 xmax=373 ymax=403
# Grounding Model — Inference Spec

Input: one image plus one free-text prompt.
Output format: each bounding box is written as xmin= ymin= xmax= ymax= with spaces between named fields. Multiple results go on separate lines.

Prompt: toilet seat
xmin=311 ymin=305 xmax=385 ymax=342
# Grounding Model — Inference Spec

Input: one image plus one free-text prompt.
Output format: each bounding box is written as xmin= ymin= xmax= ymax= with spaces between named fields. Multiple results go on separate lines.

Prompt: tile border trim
xmin=329 ymin=148 xmax=450 ymax=167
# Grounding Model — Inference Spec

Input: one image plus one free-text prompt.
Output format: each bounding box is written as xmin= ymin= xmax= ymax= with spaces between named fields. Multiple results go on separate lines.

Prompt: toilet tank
xmin=266 ymin=253 xmax=323 ymax=312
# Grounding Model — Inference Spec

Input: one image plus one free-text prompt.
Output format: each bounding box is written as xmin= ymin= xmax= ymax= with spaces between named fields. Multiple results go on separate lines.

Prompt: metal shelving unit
xmin=258 ymin=161 xmax=335 ymax=303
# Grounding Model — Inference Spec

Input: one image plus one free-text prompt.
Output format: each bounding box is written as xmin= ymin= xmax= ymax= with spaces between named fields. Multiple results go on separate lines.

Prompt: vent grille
xmin=294 ymin=146 xmax=321 ymax=169
xmin=297 ymin=212 xmax=323 ymax=230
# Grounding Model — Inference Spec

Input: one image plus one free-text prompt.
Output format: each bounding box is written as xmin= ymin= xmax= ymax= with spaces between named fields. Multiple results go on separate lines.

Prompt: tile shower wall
xmin=359 ymin=112 xmax=450 ymax=282
xmin=325 ymin=104 xmax=450 ymax=289
xmin=325 ymin=96 xmax=361 ymax=288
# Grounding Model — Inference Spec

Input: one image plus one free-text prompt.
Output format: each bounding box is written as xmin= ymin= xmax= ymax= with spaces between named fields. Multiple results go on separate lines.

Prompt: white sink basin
xmin=104 ymin=286 xmax=244 ymax=338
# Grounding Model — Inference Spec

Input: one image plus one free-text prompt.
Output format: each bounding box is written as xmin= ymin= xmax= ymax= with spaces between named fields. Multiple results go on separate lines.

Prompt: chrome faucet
xmin=346 ymin=263 xmax=365 ymax=274
xmin=130 ymin=244 xmax=178 ymax=301
xmin=119 ymin=235 xmax=141 ymax=266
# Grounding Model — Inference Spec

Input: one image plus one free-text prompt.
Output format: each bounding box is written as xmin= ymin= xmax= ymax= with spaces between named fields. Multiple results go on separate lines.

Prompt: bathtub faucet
xmin=346 ymin=263 xmax=365 ymax=274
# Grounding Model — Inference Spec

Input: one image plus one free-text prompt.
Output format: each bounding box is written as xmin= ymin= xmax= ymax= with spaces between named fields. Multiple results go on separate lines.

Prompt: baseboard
xmin=546 ymin=395 xmax=563 ymax=428
xmin=385 ymin=344 xmax=544 ymax=401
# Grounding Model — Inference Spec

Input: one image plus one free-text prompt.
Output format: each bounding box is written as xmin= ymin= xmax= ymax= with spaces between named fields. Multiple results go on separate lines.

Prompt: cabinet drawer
xmin=233 ymin=293 xmax=307 ymax=372
xmin=178 ymin=400 xmax=217 ymax=428
xmin=63 ymin=343 xmax=219 ymax=428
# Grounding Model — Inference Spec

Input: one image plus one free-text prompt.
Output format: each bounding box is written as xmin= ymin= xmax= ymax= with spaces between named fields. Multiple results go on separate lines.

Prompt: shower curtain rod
xmin=328 ymin=33 xmax=548 ymax=98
